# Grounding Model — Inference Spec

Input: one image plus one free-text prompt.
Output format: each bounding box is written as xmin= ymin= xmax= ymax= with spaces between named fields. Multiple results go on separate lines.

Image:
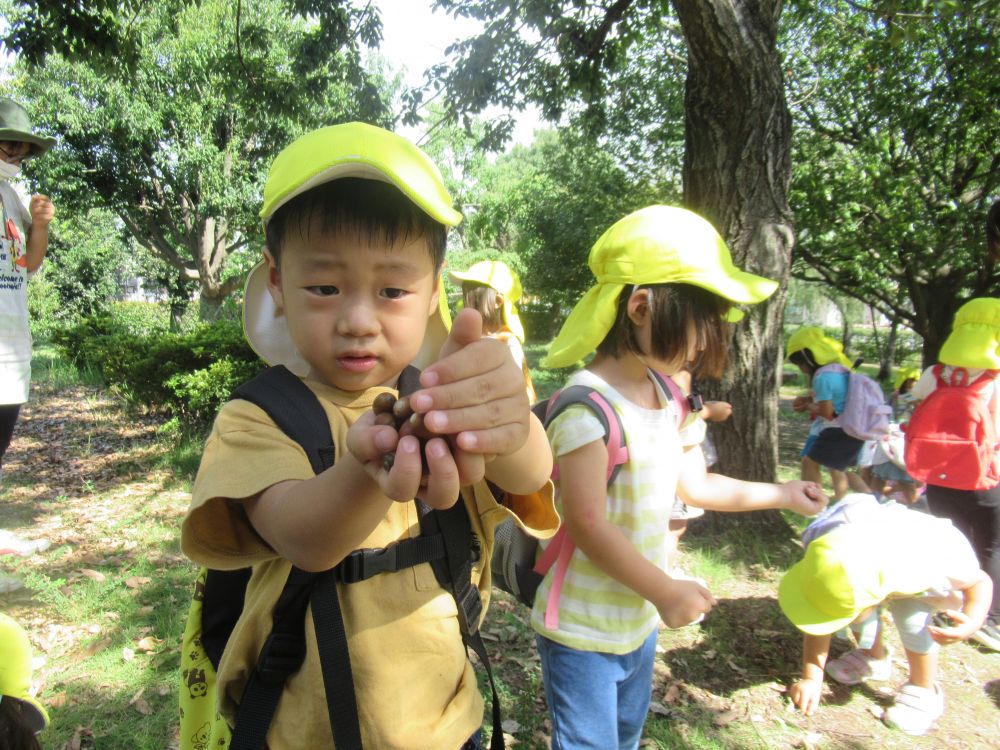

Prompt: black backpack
xmin=187 ymin=365 xmax=505 ymax=750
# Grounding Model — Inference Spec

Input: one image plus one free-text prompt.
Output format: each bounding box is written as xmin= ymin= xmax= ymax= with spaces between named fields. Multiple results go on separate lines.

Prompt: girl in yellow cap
xmin=907 ymin=297 xmax=1000 ymax=651
xmin=449 ymin=259 xmax=536 ymax=402
xmin=533 ymin=205 xmax=827 ymax=749
xmin=786 ymin=327 xmax=871 ymax=500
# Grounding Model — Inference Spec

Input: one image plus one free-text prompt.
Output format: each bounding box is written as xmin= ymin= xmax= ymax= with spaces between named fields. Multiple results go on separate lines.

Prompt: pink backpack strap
xmin=651 ymin=370 xmax=690 ymax=429
xmin=535 ymin=387 xmax=627 ymax=630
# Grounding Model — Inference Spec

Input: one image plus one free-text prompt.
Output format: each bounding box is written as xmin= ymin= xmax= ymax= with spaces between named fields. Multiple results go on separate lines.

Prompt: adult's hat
xmin=938 ymin=297 xmax=1000 ymax=370
xmin=0 ymin=613 xmax=49 ymax=733
xmin=0 ymin=99 xmax=56 ymax=157
xmin=542 ymin=206 xmax=777 ymax=369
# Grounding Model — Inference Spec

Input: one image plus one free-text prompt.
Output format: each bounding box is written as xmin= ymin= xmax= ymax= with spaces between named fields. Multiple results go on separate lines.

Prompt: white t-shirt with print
xmin=0 ymin=182 xmax=33 ymax=405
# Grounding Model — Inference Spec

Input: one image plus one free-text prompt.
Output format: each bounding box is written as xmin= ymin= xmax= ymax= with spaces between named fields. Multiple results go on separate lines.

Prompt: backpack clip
xmin=335 ymin=546 xmax=399 ymax=583
xmin=255 ymin=631 xmax=308 ymax=686
xmin=453 ymin=579 xmax=484 ymax=638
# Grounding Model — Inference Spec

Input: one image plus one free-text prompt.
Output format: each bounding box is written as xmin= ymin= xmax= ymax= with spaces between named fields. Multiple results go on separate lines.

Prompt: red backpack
xmin=903 ymin=366 xmax=1000 ymax=490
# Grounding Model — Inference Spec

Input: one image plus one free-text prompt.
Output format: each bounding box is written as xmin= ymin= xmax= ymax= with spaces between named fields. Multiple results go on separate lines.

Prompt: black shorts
xmin=805 ymin=427 xmax=864 ymax=470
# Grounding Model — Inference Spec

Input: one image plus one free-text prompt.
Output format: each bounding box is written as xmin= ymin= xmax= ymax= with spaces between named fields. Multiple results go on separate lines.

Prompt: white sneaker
xmin=883 ymin=683 xmax=944 ymax=736
xmin=0 ymin=530 xmax=51 ymax=556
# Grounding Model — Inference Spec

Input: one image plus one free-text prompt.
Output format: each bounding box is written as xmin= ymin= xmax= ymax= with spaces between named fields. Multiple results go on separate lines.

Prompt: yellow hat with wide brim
xmin=785 ymin=327 xmax=852 ymax=367
xmin=938 ymin=297 xmax=1000 ymax=370
xmin=245 ymin=122 xmax=460 ymax=375
xmin=0 ymin=613 xmax=49 ymax=733
xmin=541 ymin=206 xmax=778 ymax=369
xmin=449 ymin=260 xmax=526 ymax=342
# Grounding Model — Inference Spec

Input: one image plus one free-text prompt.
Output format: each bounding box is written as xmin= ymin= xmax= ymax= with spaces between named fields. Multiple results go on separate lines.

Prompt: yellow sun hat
xmin=785 ymin=326 xmax=852 ymax=367
xmin=893 ymin=367 xmax=921 ymax=392
xmin=778 ymin=495 xmax=944 ymax=635
xmin=541 ymin=206 xmax=778 ymax=369
xmin=449 ymin=260 xmax=526 ymax=342
xmin=244 ymin=122 xmax=461 ymax=375
xmin=0 ymin=613 xmax=49 ymax=733
xmin=938 ymin=297 xmax=1000 ymax=370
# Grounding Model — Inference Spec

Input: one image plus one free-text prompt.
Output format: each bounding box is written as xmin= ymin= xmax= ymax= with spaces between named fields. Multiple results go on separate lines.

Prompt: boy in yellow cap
xmin=532 ymin=205 xmax=827 ymax=749
xmin=780 ymin=494 xmax=992 ymax=736
xmin=181 ymin=122 xmax=556 ymax=750
xmin=907 ymin=297 xmax=1000 ymax=651
xmin=449 ymin=259 xmax=536 ymax=401
xmin=0 ymin=613 xmax=47 ymax=749
xmin=786 ymin=327 xmax=871 ymax=499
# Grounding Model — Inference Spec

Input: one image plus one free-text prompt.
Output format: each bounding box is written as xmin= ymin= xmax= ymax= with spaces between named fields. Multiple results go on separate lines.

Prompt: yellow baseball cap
xmin=893 ymin=367 xmax=921 ymax=392
xmin=785 ymin=327 xmax=852 ymax=367
xmin=0 ymin=613 xmax=49 ymax=733
xmin=938 ymin=297 xmax=1000 ymax=370
xmin=541 ymin=206 xmax=778 ymax=369
xmin=245 ymin=122 xmax=460 ymax=375
xmin=449 ymin=260 xmax=526 ymax=342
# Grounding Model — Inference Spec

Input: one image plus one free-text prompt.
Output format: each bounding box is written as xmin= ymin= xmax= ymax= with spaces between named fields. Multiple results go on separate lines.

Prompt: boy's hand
xmin=409 ymin=308 xmax=531 ymax=482
xmin=780 ymin=480 xmax=828 ymax=516
xmin=928 ymin=609 xmax=979 ymax=645
xmin=788 ymin=678 xmax=823 ymax=715
xmin=792 ymin=395 xmax=812 ymax=412
xmin=654 ymin=578 xmax=716 ymax=629
xmin=346 ymin=412 xmax=460 ymax=510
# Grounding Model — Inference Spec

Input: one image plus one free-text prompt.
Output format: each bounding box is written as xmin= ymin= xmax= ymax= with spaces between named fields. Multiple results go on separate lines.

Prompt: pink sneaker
xmin=825 ymin=647 xmax=892 ymax=685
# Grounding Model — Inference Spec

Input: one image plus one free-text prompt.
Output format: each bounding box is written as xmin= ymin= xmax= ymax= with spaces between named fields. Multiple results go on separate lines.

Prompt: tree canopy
xmin=7 ymin=0 xmax=392 ymax=316
xmin=785 ymin=1 xmax=1000 ymax=365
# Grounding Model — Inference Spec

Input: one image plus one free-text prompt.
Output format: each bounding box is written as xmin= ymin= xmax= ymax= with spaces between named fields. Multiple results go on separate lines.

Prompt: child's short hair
xmin=264 ymin=177 xmax=447 ymax=270
xmin=461 ymin=282 xmax=504 ymax=330
xmin=595 ymin=283 xmax=730 ymax=379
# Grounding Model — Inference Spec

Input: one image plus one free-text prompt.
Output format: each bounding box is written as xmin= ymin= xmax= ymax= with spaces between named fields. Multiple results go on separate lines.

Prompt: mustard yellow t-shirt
xmin=182 ymin=378 xmax=556 ymax=750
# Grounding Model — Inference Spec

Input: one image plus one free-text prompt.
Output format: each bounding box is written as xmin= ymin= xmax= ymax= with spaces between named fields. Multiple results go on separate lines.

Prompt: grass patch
xmin=30 ymin=340 xmax=104 ymax=389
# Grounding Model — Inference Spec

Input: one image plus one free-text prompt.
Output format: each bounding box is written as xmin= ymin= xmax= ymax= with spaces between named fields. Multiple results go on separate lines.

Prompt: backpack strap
xmin=534 ymin=370 xmax=684 ymax=630
xmin=228 ymin=366 xmax=361 ymax=750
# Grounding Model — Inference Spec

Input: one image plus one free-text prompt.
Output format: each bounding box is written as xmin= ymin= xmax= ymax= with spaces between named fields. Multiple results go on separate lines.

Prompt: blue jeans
xmin=536 ymin=630 xmax=657 ymax=750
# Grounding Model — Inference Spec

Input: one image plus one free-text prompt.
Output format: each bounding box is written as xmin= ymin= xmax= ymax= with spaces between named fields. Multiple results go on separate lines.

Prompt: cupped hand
xmin=788 ymin=678 xmax=823 ymax=716
xmin=655 ymin=578 xmax=716 ymax=629
xmin=928 ymin=609 xmax=978 ymax=645
xmin=29 ymin=194 xmax=55 ymax=225
xmin=782 ymin=480 xmax=828 ymax=516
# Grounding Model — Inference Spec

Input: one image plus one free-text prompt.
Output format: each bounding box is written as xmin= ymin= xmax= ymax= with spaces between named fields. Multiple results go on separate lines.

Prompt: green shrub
xmin=53 ymin=316 xmax=265 ymax=432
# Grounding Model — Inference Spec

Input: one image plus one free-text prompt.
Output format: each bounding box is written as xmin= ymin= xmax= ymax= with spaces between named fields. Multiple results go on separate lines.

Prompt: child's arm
xmin=677 ymin=444 xmax=828 ymax=516
xmin=24 ymin=194 xmax=54 ymax=272
xmin=806 ymin=399 xmax=835 ymax=421
xmin=558 ymin=439 xmax=716 ymax=627
xmin=928 ymin=570 xmax=994 ymax=645
xmin=701 ymin=400 xmax=732 ymax=422
xmin=244 ymin=417 xmax=459 ymax=572
xmin=409 ymin=308 xmax=552 ymax=494
xmin=789 ymin=633 xmax=831 ymax=716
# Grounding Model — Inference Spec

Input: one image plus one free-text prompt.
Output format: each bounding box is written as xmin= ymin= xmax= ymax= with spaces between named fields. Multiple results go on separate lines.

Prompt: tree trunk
xmin=878 ymin=319 xmax=898 ymax=381
xmin=672 ymin=2 xmax=792 ymax=527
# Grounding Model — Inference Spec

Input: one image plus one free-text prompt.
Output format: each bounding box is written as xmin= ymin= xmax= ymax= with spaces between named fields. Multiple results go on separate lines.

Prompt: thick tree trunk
xmin=672 ymin=0 xmax=792 ymax=532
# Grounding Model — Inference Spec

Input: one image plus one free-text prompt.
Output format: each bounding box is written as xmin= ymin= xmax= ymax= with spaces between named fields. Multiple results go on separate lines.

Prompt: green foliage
xmin=9 ymin=0 xmax=393 ymax=315
xmin=53 ymin=316 xmax=264 ymax=431
xmin=784 ymin=2 xmax=1000 ymax=362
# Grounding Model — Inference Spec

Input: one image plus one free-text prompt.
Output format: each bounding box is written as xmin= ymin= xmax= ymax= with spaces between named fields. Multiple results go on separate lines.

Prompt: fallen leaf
xmin=648 ymin=702 xmax=671 ymax=716
xmin=47 ymin=691 xmax=68 ymax=708
xmin=136 ymin=605 xmax=155 ymax=616
xmin=122 ymin=647 xmax=135 ymax=662
xmin=83 ymin=636 xmax=113 ymax=657
xmin=124 ymin=576 xmax=151 ymax=589
xmin=136 ymin=635 xmax=162 ymax=653
xmin=501 ymin=718 xmax=522 ymax=733
xmin=78 ymin=569 xmax=106 ymax=582
xmin=663 ymin=684 xmax=681 ymax=704
xmin=713 ymin=708 xmax=740 ymax=727
xmin=132 ymin=697 xmax=152 ymax=715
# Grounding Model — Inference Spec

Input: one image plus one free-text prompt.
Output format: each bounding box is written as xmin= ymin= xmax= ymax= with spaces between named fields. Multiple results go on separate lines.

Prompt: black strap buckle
xmin=454 ymin=580 xmax=483 ymax=638
xmin=336 ymin=546 xmax=399 ymax=583
xmin=255 ymin=631 xmax=307 ymax=686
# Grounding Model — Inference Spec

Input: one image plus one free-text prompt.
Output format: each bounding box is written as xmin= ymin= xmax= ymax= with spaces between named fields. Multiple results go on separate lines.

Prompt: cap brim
xmin=0 ymin=130 xmax=55 ymax=157
xmin=684 ymin=268 xmax=779 ymax=306
xmin=778 ymin=561 xmax=858 ymax=636
xmin=243 ymin=261 xmax=450 ymax=377
xmin=939 ymin=326 xmax=1000 ymax=369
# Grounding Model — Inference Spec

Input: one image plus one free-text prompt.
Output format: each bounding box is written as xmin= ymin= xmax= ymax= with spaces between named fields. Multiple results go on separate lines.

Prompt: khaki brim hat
xmin=0 ymin=99 xmax=56 ymax=158
xmin=541 ymin=206 xmax=777 ymax=369
xmin=0 ymin=614 xmax=49 ymax=733
xmin=246 ymin=122 xmax=461 ymax=376
xmin=938 ymin=297 xmax=1000 ymax=370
